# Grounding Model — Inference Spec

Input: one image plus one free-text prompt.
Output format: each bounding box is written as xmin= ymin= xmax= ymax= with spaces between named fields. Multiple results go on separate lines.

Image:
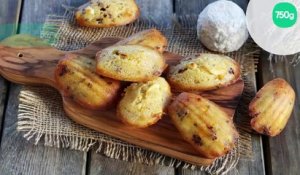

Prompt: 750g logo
xmin=273 ymin=2 xmax=298 ymax=28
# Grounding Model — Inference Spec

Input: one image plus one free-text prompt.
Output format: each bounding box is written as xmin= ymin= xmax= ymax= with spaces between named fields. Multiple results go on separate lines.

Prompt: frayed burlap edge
xmin=17 ymin=9 xmax=260 ymax=175
xmin=17 ymin=86 xmax=239 ymax=174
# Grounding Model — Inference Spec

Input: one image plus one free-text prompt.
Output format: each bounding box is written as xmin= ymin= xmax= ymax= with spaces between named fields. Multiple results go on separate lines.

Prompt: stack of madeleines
xmin=59 ymin=0 xmax=297 ymax=161
xmin=55 ymin=29 xmax=241 ymax=159
xmin=55 ymin=29 xmax=295 ymax=159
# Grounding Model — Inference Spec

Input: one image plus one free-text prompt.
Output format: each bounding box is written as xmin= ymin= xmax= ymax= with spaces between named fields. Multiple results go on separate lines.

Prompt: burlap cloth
xmin=17 ymin=8 xmax=260 ymax=175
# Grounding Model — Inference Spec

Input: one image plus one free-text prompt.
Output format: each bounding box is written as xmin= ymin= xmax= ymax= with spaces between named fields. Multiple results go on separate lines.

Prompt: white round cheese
xmin=197 ymin=0 xmax=248 ymax=53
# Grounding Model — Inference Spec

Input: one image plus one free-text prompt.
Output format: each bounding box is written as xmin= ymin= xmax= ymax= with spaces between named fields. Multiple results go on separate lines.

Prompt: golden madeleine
xmin=75 ymin=0 xmax=139 ymax=28
xmin=167 ymin=53 xmax=241 ymax=91
xmin=55 ymin=54 xmax=121 ymax=110
xmin=168 ymin=92 xmax=239 ymax=159
xmin=117 ymin=29 xmax=168 ymax=53
xmin=249 ymin=78 xmax=295 ymax=137
xmin=117 ymin=77 xmax=171 ymax=128
xmin=96 ymin=45 xmax=167 ymax=82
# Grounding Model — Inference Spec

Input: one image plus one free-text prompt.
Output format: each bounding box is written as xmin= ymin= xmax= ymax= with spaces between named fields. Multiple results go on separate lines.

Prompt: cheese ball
xmin=197 ymin=0 xmax=248 ymax=53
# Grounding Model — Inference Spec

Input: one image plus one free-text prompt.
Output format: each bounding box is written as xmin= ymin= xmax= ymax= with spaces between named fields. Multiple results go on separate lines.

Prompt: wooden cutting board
xmin=0 ymin=34 xmax=244 ymax=166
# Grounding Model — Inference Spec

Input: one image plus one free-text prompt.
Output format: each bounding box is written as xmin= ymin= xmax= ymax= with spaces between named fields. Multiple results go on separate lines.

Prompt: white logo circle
xmin=246 ymin=0 xmax=300 ymax=55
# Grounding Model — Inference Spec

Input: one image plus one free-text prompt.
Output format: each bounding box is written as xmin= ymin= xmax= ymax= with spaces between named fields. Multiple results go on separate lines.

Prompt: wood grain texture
xmin=0 ymin=0 xmax=269 ymax=174
xmin=178 ymin=137 xmax=265 ymax=175
xmin=19 ymin=0 xmax=88 ymax=36
xmin=0 ymin=84 xmax=87 ymax=175
xmin=235 ymin=135 xmax=265 ymax=175
xmin=259 ymin=51 xmax=300 ymax=175
xmin=89 ymin=149 xmax=175 ymax=175
xmin=175 ymin=0 xmax=248 ymax=15
xmin=179 ymin=64 xmax=265 ymax=175
xmin=88 ymin=1 xmax=176 ymax=174
xmin=0 ymin=78 xmax=8 ymax=141
xmin=0 ymin=0 xmax=20 ymax=144
xmin=231 ymin=67 xmax=265 ymax=174
xmin=0 ymin=36 xmax=120 ymax=87
xmin=175 ymin=0 xmax=265 ymax=175
xmin=0 ymin=1 xmax=89 ymax=175
xmin=0 ymin=36 xmax=244 ymax=166
xmin=0 ymin=0 xmax=22 ymax=40
xmin=136 ymin=0 xmax=173 ymax=26
xmin=2 ymin=0 xmax=176 ymax=174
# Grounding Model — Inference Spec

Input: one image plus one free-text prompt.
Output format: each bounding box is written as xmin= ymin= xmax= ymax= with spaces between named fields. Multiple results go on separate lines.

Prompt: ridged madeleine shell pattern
xmin=249 ymin=78 xmax=295 ymax=136
xmin=168 ymin=92 xmax=239 ymax=159
xmin=55 ymin=54 xmax=121 ymax=110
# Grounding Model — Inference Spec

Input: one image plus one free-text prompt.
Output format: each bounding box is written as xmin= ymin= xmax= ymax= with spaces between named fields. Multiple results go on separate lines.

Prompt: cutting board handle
xmin=0 ymin=35 xmax=245 ymax=166
xmin=0 ymin=36 xmax=121 ymax=88
xmin=0 ymin=45 xmax=64 ymax=88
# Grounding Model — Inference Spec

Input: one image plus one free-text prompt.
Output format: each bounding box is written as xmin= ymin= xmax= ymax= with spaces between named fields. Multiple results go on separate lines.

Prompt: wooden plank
xmin=0 ymin=0 xmax=89 ymax=174
xmin=0 ymin=85 xmax=87 ymax=175
xmin=0 ymin=36 xmax=243 ymax=167
xmin=0 ymin=0 xmax=21 ymax=142
xmin=175 ymin=0 xmax=248 ymax=15
xmin=19 ymin=0 xmax=88 ymax=36
xmin=232 ymin=59 xmax=265 ymax=175
xmin=181 ymin=134 xmax=265 ymax=175
xmin=235 ymin=136 xmax=265 ymax=175
xmin=136 ymin=0 xmax=173 ymax=25
xmin=87 ymin=0 xmax=175 ymax=174
xmin=259 ymin=51 xmax=300 ymax=175
xmin=0 ymin=0 xmax=22 ymax=40
xmin=89 ymin=150 xmax=174 ymax=175
xmin=175 ymin=0 xmax=265 ymax=175
xmin=18 ymin=0 xmax=173 ymax=36
xmin=0 ymin=78 xmax=8 ymax=141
